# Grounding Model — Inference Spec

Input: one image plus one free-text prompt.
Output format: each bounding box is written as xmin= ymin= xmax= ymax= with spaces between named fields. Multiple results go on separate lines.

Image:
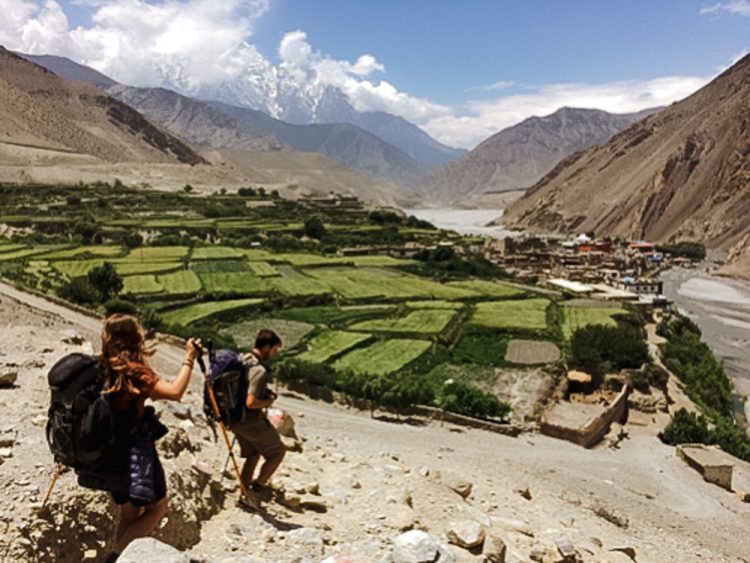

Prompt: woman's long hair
xmin=100 ymin=314 xmax=155 ymax=396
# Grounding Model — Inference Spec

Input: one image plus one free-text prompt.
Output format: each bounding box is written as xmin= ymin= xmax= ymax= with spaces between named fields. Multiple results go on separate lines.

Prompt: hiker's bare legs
xmin=115 ymin=496 xmax=168 ymax=553
xmin=116 ymin=503 xmax=143 ymax=545
xmin=256 ymin=450 xmax=285 ymax=486
xmin=241 ymin=453 xmax=261 ymax=489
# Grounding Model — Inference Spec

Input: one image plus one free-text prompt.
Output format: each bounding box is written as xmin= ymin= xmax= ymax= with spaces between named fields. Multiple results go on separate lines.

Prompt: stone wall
xmin=540 ymin=385 xmax=630 ymax=448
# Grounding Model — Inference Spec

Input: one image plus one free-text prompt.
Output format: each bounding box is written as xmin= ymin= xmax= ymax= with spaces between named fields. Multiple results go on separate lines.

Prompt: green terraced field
xmin=247 ymin=261 xmax=279 ymax=277
xmin=123 ymin=275 xmax=164 ymax=295
xmin=0 ymin=243 xmax=33 ymax=254
xmin=121 ymin=246 xmax=189 ymax=262
xmin=197 ymin=271 xmax=268 ymax=296
xmin=332 ymin=338 xmax=432 ymax=375
xmin=191 ymin=246 xmax=246 ymax=260
xmin=275 ymin=305 xmax=394 ymax=325
xmin=446 ymin=279 xmax=523 ymax=298
xmin=405 ymin=300 xmax=465 ymax=309
xmin=162 ymin=298 xmax=264 ymax=326
xmin=0 ymin=246 xmax=60 ymax=261
xmin=38 ymin=246 xmax=124 ymax=260
xmin=562 ymin=305 xmax=627 ymax=339
xmin=472 ymin=298 xmax=550 ymax=330
xmin=267 ymin=266 xmax=331 ymax=296
xmin=190 ymin=260 xmax=249 ymax=273
xmin=242 ymin=249 xmax=276 ymax=262
xmin=157 ymin=270 xmax=202 ymax=295
xmin=115 ymin=262 xmax=183 ymax=276
xmin=348 ymin=255 xmax=416 ymax=267
xmin=272 ymin=253 xmax=348 ymax=267
xmin=297 ymin=330 xmax=372 ymax=363
xmin=350 ymin=309 xmax=456 ymax=334
xmin=307 ymin=267 xmax=476 ymax=300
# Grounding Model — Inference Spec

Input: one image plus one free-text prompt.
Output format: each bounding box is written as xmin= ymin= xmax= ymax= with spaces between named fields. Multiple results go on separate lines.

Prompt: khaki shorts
xmin=230 ymin=415 xmax=284 ymax=459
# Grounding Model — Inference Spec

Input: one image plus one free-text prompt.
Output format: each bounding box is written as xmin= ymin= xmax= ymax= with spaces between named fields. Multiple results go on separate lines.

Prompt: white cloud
xmin=275 ymin=29 xmax=451 ymax=122
xmin=1 ymin=0 xmax=271 ymax=89
xmin=465 ymin=80 xmax=515 ymax=93
xmin=700 ymin=0 xmax=750 ymax=16
xmin=423 ymin=76 xmax=710 ymax=149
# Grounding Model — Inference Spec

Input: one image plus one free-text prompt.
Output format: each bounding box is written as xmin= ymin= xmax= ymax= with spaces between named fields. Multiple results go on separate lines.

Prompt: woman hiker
xmin=97 ymin=314 xmax=200 ymax=562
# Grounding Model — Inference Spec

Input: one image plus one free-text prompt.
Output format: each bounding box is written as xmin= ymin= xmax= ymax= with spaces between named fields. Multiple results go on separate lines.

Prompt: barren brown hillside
xmin=0 ymin=47 xmax=205 ymax=165
xmin=502 ymin=55 xmax=750 ymax=267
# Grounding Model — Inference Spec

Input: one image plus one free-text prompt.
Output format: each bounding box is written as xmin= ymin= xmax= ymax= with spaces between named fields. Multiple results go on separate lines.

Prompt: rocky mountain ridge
xmin=501 ymin=54 xmax=750 ymax=277
xmin=420 ymin=107 xmax=658 ymax=205
xmin=0 ymin=47 xmax=205 ymax=166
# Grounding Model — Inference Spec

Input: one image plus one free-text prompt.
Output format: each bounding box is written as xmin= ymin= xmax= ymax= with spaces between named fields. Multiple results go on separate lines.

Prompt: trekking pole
xmin=42 ymin=464 xmax=63 ymax=507
xmin=194 ymin=340 xmax=253 ymax=505
xmin=220 ymin=436 xmax=237 ymax=484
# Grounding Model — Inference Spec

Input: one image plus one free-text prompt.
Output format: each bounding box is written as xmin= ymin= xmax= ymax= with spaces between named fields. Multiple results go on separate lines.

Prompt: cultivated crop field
xmin=297 ymin=330 xmax=372 ymax=364
xmin=161 ymin=298 xmax=264 ymax=326
xmin=471 ymin=298 xmax=550 ymax=331
xmin=332 ymin=338 xmax=433 ymax=376
xmin=562 ymin=305 xmax=627 ymax=339
xmin=349 ymin=309 xmax=456 ymax=334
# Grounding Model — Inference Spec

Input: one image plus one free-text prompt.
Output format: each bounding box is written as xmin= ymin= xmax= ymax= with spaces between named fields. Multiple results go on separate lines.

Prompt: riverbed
xmin=661 ymin=267 xmax=750 ymax=410
xmin=404 ymin=208 xmax=520 ymax=238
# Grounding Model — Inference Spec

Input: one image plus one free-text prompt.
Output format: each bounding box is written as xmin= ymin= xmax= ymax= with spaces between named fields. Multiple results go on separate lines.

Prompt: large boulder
xmin=118 ymin=538 xmax=188 ymax=563
xmin=392 ymin=530 xmax=455 ymax=563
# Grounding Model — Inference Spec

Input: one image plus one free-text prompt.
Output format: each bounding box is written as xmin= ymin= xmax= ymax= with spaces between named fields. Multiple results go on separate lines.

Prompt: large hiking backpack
xmin=204 ymin=350 xmax=259 ymax=424
xmin=46 ymin=353 xmax=114 ymax=472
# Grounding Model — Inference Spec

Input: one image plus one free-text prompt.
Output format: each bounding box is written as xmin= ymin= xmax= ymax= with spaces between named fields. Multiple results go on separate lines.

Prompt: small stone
xmin=285 ymin=528 xmax=325 ymax=557
xmin=0 ymin=448 xmax=12 ymax=459
xmin=438 ymin=472 xmax=473 ymax=499
xmin=610 ymin=546 xmax=637 ymax=562
xmin=60 ymin=329 xmax=86 ymax=345
xmin=517 ymin=487 xmax=532 ymax=501
xmin=168 ymin=403 xmax=193 ymax=420
xmin=447 ymin=520 xmax=486 ymax=549
xmin=555 ymin=536 xmax=576 ymax=560
xmin=483 ymin=534 xmax=508 ymax=563
xmin=0 ymin=368 xmax=17 ymax=387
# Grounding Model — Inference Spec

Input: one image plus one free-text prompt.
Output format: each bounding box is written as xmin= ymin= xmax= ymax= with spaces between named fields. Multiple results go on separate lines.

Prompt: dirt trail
xmin=0 ymin=284 xmax=749 ymax=562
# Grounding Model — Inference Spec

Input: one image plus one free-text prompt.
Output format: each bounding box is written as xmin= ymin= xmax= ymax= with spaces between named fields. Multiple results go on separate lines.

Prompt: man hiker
xmin=230 ymin=329 xmax=286 ymax=507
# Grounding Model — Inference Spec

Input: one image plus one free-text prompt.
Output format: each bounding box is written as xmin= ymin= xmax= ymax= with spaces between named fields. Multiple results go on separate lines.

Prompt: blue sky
xmin=249 ymin=0 xmax=748 ymax=105
xmin=2 ymin=0 xmax=748 ymax=147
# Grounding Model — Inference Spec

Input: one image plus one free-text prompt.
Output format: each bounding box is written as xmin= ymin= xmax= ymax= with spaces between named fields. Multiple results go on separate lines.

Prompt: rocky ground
xmin=1 ymin=290 xmax=750 ymax=562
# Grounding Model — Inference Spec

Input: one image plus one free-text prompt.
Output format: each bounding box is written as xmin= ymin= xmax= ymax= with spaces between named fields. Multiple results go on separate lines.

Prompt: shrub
xmin=123 ymin=231 xmax=144 ymax=248
xmin=660 ymin=409 xmax=710 ymax=444
xmin=104 ymin=298 xmax=138 ymax=317
xmin=57 ymin=277 xmax=99 ymax=305
xmin=569 ymin=323 xmax=648 ymax=377
xmin=437 ymin=379 xmax=511 ymax=420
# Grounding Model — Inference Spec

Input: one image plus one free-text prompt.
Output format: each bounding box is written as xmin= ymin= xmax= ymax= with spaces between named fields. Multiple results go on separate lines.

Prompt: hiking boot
xmin=252 ymin=481 xmax=275 ymax=502
xmin=237 ymin=491 xmax=263 ymax=512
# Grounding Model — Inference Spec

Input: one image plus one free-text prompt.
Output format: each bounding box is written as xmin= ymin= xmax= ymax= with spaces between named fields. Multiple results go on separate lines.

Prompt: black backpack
xmin=46 ymin=353 xmax=114 ymax=472
xmin=204 ymin=350 xmax=258 ymax=424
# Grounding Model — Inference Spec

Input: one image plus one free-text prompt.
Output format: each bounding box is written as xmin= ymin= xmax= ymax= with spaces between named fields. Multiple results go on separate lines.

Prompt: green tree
xmin=87 ymin=262 xmax=123 ymax=302
xmin=123 ymin=231 xmax=144 ymax=248
xmin=304 ymin=216 xmax=327 ymax=239
xmin=74 ymin=220 xmax=100 ymax=244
